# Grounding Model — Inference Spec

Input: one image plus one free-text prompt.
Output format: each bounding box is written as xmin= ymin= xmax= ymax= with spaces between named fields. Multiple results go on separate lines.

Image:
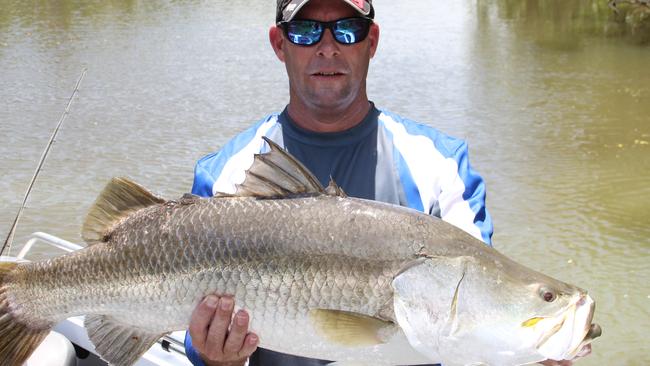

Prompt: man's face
xmin=270 ymin=0 xmax=379 ymax=112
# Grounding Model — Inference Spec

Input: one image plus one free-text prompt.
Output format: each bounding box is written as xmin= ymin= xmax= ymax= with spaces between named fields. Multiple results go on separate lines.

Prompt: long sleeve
xmin=438 ymin=141 xmax=493 ymax=245
xmin=184 ymin=332 xmax=206 ymax=366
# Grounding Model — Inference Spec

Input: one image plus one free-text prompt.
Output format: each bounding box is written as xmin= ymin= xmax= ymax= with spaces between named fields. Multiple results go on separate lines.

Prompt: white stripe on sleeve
xmin=380 ymin=113 xmax=483 ymax=241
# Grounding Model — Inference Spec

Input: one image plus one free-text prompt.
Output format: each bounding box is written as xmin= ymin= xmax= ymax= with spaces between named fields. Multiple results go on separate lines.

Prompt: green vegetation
xmin=479 ymin=0 xmax=650 ymax=45
xmin=0 ymin=0 xmax=168 ymax=50
xmin=0 ymin=0 xmax=140 ymax=31
xmin=608 ymin=0 xmax=650 ymax=42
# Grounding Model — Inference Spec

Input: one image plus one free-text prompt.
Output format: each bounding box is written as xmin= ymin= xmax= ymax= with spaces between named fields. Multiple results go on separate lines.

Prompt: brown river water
xmin=0 ymin=0 xmax=648 ymax=364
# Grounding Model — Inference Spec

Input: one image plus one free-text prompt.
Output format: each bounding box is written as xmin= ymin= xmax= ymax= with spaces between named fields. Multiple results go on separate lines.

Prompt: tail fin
xmin=0 ymin=262 xmax=52 ymax=365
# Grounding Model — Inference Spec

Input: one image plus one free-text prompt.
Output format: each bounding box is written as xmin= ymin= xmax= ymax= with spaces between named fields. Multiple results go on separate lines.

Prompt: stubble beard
xmin=294 ymin=74 xmax=366 ymax=113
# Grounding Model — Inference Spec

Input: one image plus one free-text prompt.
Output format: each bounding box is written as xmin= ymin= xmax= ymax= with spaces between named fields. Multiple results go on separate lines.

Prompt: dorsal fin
xmin=82 ymin=177 xmax=165 ymax=245
xmin=228 ymin=136 xmax=345 ymax=198
xmin=325 ymin=177 xmax=348 ymax=198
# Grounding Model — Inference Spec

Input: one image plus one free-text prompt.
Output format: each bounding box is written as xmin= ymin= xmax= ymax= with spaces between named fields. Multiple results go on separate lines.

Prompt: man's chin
xmin=305 ymin=91 xmax=356 ymax=110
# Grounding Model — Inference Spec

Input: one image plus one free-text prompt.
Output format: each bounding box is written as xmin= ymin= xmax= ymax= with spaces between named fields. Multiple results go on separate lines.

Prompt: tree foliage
xmin=480 ymin=0 xmax=650 ymax=45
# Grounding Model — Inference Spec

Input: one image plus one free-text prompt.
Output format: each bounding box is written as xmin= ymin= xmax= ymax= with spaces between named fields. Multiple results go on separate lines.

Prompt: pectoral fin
xmin=84 ymin=315 xmax=165 ymax=366
xmin=309 ymin=309 xmax=395 ymax=347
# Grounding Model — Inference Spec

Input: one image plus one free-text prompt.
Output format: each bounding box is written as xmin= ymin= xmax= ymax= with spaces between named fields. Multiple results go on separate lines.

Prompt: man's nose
xmin=316 ymin=28 xmax=340 ymax=57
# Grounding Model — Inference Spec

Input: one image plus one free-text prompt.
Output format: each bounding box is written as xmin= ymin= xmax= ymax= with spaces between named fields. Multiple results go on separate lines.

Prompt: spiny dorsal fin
xmin=309 ymin=309 xmax=395 ymax=347
xmin=82 ymin=177 xmax=165 ymax=245
xmin=325 ymin=177 xmax=347 ymax=197
xmin=85 ymin=315 xmax=164 ymax=366
xmin=231 ymin=136 xmax=332 ymax=198
xmin=179 ymin=193 xmax=202 ymax=205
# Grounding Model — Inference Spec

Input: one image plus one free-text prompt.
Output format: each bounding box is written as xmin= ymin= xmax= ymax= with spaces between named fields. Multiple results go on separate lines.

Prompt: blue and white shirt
xmin=185 ymin=104 xmax=493 ymax=366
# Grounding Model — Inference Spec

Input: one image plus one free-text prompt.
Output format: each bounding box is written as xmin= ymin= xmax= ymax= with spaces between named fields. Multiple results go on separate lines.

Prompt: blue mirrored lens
xmin=334 ymin=18 xmax=369 ymax=44
xmin=287 ymin=21 xmax=322 ymax=45
xmin=284 ymin=18 xmax=371 ymax=46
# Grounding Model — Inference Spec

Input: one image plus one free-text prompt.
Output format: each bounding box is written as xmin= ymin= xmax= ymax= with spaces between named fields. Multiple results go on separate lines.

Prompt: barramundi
xmin=0 ymin=137 xmax=600 ymax=366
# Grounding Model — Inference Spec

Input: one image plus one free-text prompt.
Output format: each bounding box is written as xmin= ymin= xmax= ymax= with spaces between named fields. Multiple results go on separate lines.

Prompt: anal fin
xmin=85 ymin=315 xmax=165 ymax=366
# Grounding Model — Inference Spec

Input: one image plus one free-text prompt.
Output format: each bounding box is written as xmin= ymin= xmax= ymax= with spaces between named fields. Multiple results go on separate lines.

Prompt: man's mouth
xmin=312 ymin=71 xmax=345 ymax=77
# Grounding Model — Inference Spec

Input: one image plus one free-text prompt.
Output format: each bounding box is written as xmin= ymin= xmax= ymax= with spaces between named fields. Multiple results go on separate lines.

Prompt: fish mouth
xmin=567 ymin=322 xmax=601 ymax=359
xmin=533 ymin=294 xmax=601 ymax=361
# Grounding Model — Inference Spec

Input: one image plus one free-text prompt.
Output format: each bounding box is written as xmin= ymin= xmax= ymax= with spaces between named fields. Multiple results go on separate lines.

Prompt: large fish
xmin=0 ymin=137 xmax=600 ymax=366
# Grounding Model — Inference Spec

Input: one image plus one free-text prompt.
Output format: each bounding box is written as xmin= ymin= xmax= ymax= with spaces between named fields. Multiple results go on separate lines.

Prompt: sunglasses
xmin=278 ymin=17 xmax=373 ymax=46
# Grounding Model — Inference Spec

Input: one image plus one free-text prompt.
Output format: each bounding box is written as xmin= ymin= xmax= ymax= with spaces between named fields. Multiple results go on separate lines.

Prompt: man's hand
xmin=189 ymin=295 xmax=259 ymax=366
xmin=539 ymin=344 xmax=592 ymax=366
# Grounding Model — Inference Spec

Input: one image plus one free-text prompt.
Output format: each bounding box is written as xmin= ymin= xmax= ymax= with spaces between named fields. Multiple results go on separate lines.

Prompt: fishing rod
xmin=1 ymin=68 xmax=87 ymax=256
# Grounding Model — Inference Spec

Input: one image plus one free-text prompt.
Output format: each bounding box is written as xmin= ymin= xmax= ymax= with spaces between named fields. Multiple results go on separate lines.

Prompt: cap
xmin=276 ymin=0 xmax=374 ymax=23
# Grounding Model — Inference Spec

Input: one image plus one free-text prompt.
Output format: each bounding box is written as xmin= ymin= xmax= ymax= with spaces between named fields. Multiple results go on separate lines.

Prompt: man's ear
xmin=368 ymin=23 xmax=380 ymax=59
xmin=269 ymin=26 xmax=286 ymax=62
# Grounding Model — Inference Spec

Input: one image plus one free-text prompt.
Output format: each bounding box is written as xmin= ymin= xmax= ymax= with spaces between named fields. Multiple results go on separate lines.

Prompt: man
xmin=183 ymin=0 xmax=493 ymax=365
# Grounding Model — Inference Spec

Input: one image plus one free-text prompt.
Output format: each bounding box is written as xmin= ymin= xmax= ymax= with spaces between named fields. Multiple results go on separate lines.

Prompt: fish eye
xmin=540 ymin=287 xmax=557 ymax=302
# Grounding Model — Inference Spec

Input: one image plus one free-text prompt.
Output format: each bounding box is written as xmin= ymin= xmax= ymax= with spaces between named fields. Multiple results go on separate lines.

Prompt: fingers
xmin=188 ymin=295 xmax=220 ymax=350
xmin=539 ymin=343 xmax=594 ymax=366
xmin=224 ymin=310 xmax=259 ymax=359
xmin=204 ymin=297 xmax=235 ymax=356
xmin=189 ymin=295 xmax=259 ymax=364
xmin=576 ymin=344 xmax=592 ymax=358
xmin=223 ymin=310 xmax=249 ymax=355
xmin=239 ymin=332 xmax=259 ymax=359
